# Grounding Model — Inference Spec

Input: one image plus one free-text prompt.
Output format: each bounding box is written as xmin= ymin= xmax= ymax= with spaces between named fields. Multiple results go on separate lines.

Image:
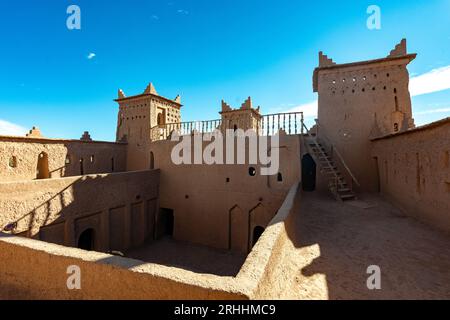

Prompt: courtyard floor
xmin=282 ymin=191 xmax=450 ymax=299
xmin=125 ymin=236 xmax=246 ymax=277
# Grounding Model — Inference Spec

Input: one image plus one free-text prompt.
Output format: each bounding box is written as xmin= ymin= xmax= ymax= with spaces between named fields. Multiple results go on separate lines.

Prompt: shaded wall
xmin=371 ymin=119 xmax=450 ymax=233
xmin=0 ymin=180 xmax=301 ymax=300
xmin=0 ymin=137 xmax=127 ymax=182
xmin=129 ymin=133 xmax=301 ymax=252
xmin=0 ymin=170 xmax=159 ymax=252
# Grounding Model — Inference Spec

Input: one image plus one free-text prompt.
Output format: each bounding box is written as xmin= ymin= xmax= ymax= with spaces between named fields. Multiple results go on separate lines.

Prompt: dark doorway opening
xmin=252 ymin=226 xmax=265 ymax=247
xmin=159 ymin=208 xmax=174 ymax=237
xmin=78 ymin=228 xmax=95 ymax=251
xmin=79 ymin=158 xmax=84 ymax=175
xmin=36 ymin=152 xmax=50 ymax=179
xmin=111 ymin=158 xmax=115 ymax=172
xmin=302 ymin=153 xmax=316 ymax=191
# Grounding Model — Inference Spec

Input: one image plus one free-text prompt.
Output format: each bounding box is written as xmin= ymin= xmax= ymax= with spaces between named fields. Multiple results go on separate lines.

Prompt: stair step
xmin=329 ymin=181 xmax=347 ymax=187
xmin=340 ymin=194 xmax=356 ymax=201
xmin=338 ymin=188 xmax=352 ymax=193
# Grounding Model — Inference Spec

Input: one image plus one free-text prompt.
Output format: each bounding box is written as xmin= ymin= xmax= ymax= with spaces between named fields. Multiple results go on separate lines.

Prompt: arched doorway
xmin=78 ymin=228 xmax=95 ymax=251
xmin=149 ymin=152 xmax=155 ymax=170
xmin=36 ymin=152 xmax=49 ymax=179
xmin=302 ymin=153 xmax=316 ymax=191
xmin=252 ymin=226 xmax=265 ymax=247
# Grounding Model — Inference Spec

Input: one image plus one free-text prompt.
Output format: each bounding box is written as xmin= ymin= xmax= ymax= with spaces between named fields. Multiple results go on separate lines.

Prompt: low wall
xmin=0 ymin=234 xmax=245 ymax=300
xmin=0 ymin=170 xmax=159 ymax=252
xmin=0 ymin=181 xmax=301 ymax=300
xmin=371 ymin=118 xmax=450 ymax=233
xmin=236 ymin=181 xmax=300 ymax=299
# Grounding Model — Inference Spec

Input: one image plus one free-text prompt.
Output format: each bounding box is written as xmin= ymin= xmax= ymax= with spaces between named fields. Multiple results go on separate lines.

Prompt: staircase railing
xmin=313 ymin=120 xmax=361 ymax=191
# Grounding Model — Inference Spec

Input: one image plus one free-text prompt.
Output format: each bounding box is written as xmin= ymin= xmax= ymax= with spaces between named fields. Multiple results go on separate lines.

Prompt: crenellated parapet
xmin=388 ymin=39 xmax=407 ymax=58
xmin=319 ymin=51 xmax=337 ymax=67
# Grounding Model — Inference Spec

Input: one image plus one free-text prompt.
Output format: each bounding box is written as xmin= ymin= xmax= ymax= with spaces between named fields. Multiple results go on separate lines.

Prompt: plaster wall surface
xmin=0 ymin=234 xmax=245 ymax=300
xmin=0 ymin=170 xmax=160 ymax=252
xmin=115 ymin=85 xmax=182 ymax=145
xmin=124 ymin=133 xmax=301 ymax=251
xmin=371 ymin=119 xmax=450 ymax=233
xmin=0 ymin=180 xmax=301 ymax=300
xmin=315 ymin=55 xmax=415 ymax=191
xmin=0 ymin=136 xmax=127 ymax=182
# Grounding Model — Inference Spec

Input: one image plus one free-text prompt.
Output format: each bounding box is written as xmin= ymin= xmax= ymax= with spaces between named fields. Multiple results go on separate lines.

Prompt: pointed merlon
xmin=221 ymin=100 xmax=232 ymax=112
xmin=144 ymin=83 xmax=158 ymax=95
xmin=26 ymin=126 xmax=43 ymax=138
xmin=174 ymin=95 xmax=181 ymax=104
xmin=80 ymin=131 xmax=93 ymax=142
xmin=388 ymin=39 xmax=407 ymax=58
xmin=240 ymin=97 xmax=252 ymax=110
xmin=319 ymin=51 xmax=336 ymax=67
xmin=118 ymin=89 xmax=126 ymax=99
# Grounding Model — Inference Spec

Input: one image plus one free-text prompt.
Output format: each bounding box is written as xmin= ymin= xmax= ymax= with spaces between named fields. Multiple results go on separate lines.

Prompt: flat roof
xmin=371 ymin=117 xmax=450 ymax=141
xmin=0 ymin=135 xmax=127 ymax=145
xmin=313 ymin=53 xmax=417 ymax=92
xmin=315 ymin=54 xmax=417 ymax=73
xmin=114 ymin=92 xmax=182 ymax=107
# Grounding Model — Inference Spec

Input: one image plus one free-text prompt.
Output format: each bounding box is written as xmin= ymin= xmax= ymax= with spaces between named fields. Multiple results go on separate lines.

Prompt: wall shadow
xmin=285 ymin=189 xmax=450 ymax=300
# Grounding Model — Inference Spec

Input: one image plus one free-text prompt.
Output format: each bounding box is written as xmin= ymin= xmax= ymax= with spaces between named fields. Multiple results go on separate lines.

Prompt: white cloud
xmin=415 ymin=107 xmax=450 ymax=115
xmin=87 ymin=52 xmax=96 ymax=60
xmin=270 ymin=65 xmax=450 ymax=119
xmin=177 ymin=9 xmax=189 ymax=15
xmin=152 ymin=15 xmax=159 ymax=20
xmin=409 ymin=65 xmax=450 ymax=97
xmin=284 ymin=100 xmax=318 ymax=118
xmin=0 ymin=119 xmax=27 ymax=136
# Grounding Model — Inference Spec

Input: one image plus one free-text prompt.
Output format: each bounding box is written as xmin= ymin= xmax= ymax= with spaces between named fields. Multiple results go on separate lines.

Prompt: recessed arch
xmin=229 ymin=205 xmax=247 ymax=252
xmin=149 ymin=152 xmax=155 ymax=170
xmin=36 ymin=152 xmax=49 ymax=179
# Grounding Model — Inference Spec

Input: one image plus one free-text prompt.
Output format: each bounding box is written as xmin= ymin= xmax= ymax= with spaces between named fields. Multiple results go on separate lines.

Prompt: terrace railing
xmin=259 ymin=112 xmax=304 ymax=136
xmin=150 ymin=112 xmax=304 ymax=141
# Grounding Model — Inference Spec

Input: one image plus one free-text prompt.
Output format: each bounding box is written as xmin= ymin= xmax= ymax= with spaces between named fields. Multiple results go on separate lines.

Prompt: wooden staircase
xmin=306 ymin=136 xmax=357 ymax=201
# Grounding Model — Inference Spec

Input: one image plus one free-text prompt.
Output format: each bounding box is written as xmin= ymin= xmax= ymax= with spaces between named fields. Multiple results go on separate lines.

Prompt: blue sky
xmin=0 ymin=0 xmax=449 ymax=141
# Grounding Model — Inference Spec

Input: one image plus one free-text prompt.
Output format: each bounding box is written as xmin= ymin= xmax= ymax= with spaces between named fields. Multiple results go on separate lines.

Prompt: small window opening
xmin=9 ymin=156 xmax=17 ymax=168
xmin=277 ymin=172 xmax=283 ymax=182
